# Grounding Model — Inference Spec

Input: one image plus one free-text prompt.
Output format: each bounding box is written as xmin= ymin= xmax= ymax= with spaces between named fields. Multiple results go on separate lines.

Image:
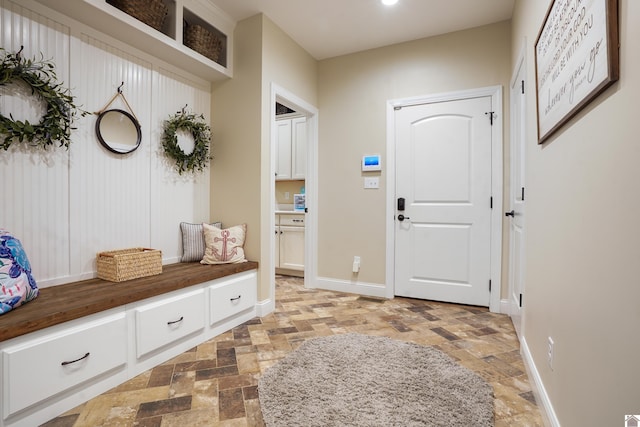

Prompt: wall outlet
xmin=352 ymin=256 xmax=361 ymax=273
xmin=547 ymin=337 xmax=554 ymax=370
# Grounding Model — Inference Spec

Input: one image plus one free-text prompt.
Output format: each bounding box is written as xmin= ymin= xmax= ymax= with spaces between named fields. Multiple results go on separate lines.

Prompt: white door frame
xmin=270 ymin=83 xmax=319 ymax=303
xmin=385 ymin=86 xmax=503 ymax=312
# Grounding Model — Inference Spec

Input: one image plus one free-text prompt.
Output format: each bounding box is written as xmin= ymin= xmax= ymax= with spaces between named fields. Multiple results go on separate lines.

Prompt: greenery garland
xmin=161 ymin=110 xmax=211 ymax=174
xmin=0 ymin=47 xmax=86 ymax=150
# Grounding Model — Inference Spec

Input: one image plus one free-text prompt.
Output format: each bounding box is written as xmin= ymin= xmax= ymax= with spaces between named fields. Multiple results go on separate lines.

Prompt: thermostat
xmin=362 ymin=154 xmax=381 ymax=171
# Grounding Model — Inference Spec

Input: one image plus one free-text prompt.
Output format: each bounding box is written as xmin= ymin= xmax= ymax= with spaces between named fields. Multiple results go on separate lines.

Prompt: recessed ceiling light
xmin=382 ymin=0 xmax=399 ymax=5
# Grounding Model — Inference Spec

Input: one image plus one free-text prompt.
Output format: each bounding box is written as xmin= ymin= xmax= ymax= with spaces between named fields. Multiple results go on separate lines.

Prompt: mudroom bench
xmin=0 ymin=261 xmax=259 ymax=427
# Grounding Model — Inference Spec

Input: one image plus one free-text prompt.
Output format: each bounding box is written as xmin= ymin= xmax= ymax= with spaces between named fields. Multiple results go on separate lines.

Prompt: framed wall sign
xmin=535 ymin=0 xmax=619 ymax=144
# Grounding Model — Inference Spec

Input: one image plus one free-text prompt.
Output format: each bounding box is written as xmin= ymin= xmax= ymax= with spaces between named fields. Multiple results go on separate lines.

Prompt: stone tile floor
xmin=43 ymin=275 xmax=544 ymax=426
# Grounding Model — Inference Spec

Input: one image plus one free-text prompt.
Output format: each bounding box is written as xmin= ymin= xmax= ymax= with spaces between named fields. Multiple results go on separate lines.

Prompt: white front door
xmin=508 ymin=52 xmax=527 ymax=337
xmin=394 ymin=97 xmax=493 ymax=306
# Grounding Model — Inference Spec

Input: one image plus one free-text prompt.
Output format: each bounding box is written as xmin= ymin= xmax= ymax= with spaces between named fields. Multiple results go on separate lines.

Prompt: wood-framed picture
xmin=535 ymin=0 xmax=619 ymax=144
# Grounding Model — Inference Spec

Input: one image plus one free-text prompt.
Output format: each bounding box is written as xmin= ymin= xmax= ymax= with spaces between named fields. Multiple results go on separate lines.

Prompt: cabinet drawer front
xmin=2 ymin=312 xmax=127 ymax=417
xmin=279 ymin=215 xmax=305 ymax=226
xmin=209 ymin=272 xmax=257 ymax=325
xmin=135 ymin=289 xmax=205 ymax=358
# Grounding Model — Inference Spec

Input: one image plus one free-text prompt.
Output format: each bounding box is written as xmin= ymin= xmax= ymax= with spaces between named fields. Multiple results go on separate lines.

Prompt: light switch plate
xmin=364 ymin=177 xmax=379 ymax=189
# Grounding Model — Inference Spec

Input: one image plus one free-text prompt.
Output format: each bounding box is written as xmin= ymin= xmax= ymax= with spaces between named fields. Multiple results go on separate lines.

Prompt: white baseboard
xmin=311 ymin=277 xmax=388 ymax=298
xmin=255 ymin=298 xmax=275 ymax=317
xmin=520 ymin=337 xmax=561 ymax=427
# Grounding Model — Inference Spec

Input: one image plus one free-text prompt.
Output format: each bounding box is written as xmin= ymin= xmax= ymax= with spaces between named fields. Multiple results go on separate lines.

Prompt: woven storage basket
xmin=107 ymin=0 xmax=168 ymax=31
xmin=97 ymin=248 xmax=162 ymax=282
xmin=184 ymin=22 xmax=224 ymax=63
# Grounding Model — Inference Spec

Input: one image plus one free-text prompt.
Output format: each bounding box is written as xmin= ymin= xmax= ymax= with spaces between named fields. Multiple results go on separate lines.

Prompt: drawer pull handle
xmin=167 ymin=316 xmax=184 ymax=325
xmin=293 ymin=219 xmax=303 ymax=223
xmin=61 ymin=352 xmax=90 ymax=366
xmin=230 ymin=295 xmax=241 ymax=302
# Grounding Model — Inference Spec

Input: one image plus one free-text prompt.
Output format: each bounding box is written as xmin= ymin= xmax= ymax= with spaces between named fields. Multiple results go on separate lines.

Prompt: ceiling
xmin=209 ymin=0 xmax=515 ymax=60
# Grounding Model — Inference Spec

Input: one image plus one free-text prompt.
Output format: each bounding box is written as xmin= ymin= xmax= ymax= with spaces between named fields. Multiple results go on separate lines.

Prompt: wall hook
xmin=117 ymin=81 xmax=124 ymax=94
xmin=180 ymin=104 xmax=188 ymax=114
xmin=16 ymin=45 xmax=24 ymax=59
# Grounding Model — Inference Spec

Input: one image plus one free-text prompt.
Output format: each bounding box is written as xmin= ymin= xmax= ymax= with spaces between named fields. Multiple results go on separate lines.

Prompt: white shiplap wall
xmin=0 ymin=0 xmax=211 ymax=287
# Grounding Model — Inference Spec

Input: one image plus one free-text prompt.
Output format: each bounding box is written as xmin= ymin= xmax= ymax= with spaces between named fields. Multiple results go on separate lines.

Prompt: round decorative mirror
xmin=95 ymin=109 xmax=141 ymax=154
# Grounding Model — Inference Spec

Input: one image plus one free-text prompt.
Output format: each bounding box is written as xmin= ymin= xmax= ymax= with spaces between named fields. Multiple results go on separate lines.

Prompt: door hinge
xmin=521 ymin=80 xmax=525 ymax=94
xmin=489 ymin=279 xmax=492 ymax=292
xmin=485 ymin=111 xmax=495 ymax=125
xmin=519 ymin=293 xmax=523 ymax=307
xmin=521 ymin=187 xmax=525 ymax=201
xmin=490 ymin=196 xmax=493 ymax=209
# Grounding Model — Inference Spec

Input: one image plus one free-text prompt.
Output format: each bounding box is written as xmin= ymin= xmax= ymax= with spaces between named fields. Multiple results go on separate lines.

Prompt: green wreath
xmin=0 ymin=47 xmax=86 ymax=150
xmin=161 ymin=110 xmax=211 ymax=174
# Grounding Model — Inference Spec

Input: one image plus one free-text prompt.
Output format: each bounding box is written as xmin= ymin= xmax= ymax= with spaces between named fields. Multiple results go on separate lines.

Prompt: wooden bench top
xmin=0 ymin=261 xmax=259 ymax=342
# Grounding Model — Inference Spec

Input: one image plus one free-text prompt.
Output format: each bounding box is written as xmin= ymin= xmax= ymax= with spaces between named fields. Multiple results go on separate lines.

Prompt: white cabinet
xmin=279 ymin=226 xmax=305 ymax=270
xmin=276 ymin=117 xmax=306 ymax=181
xmin=135 ymin=289 xmax=205 ymax=358
xmin=33 ymin=0 xmax=234 ymax=82
xmin=2 ymin=311 xmax=127 ymax=419
xmin=275 ymin=214 xmax=305 ymax=272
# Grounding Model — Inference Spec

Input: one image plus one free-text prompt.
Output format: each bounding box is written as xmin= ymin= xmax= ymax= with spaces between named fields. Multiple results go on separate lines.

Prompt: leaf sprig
xmin=161 ymin=109 xmax=211 ymax=174
xmin=0 ymin=47 xmax=87 ymax=150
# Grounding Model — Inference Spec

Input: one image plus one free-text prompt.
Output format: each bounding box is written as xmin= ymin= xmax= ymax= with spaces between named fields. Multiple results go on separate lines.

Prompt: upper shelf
xmin=35 ymin=0 xmax=235 ymax=83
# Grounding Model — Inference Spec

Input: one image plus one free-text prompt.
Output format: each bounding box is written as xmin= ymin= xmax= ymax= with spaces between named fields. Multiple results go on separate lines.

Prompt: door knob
xmin=397 ymin=214 xmax=410 ymax=221
xmin=505 ymin=210 xmax=515 ymax=217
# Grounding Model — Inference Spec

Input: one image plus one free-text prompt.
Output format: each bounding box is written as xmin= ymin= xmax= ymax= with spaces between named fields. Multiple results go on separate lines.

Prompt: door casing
xmin=269 ymin=84 xmax=319 ymax=312
xmin=385 ymin=86 xmax=504 ymax=312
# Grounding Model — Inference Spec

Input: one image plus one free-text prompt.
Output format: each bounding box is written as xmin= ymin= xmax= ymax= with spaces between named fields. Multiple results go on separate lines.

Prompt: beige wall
xmin=212 ymin=14 xmax=317 ymax=301
xmin=261 ymin=17 xmax=318 ymax=108
xmin=211 ymin=15 xmax=263 ymax=275
xmin=275 ymin=180 xmax=306 ymax=205
xmin=317 ymin=21 xmax=512 ymax=287
xmin=512 ymin=0 xmax=640 ymax=424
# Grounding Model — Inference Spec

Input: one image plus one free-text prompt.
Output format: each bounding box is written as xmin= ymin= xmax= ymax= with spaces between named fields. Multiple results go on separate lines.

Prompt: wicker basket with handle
xmin=184 ymin=22 xmax=224 ymax=63
xmin=107 ymin=0 xmax=168 ymax=32
xmin=97 ymin=248 xmax=162 ymax=282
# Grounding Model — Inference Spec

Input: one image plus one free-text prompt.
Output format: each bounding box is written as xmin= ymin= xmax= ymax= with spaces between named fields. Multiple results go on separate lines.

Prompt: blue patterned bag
xmin=0 ymin=229 xmax=39 ymax=315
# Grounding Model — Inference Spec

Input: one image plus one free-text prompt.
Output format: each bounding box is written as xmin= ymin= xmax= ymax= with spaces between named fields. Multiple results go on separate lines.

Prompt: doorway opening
xmin=274 ymin=101 xmax=307 ymax=278
xmin=269 ymin=84 xmax=319 ymax=308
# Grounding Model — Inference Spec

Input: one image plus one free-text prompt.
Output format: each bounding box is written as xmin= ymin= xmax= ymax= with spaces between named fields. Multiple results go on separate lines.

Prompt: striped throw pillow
xmin=180 ymin=222 xmax=222 ymax=262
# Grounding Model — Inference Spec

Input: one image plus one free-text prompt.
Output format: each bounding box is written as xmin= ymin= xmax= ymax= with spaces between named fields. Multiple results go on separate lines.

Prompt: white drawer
xmin=279 ymin=214 xmax=305 ymax=226
xmin=135 ymin=288 xmax=205 ymax=358
xmin=209 ymin=272 xmax=257 ymax=325
xmin=2 ymin=311 xmax=127 ymax=418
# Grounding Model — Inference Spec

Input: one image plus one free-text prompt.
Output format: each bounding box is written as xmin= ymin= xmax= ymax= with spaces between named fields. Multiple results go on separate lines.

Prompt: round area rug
xmin=258 ymin=333 xmax=494 ymax=427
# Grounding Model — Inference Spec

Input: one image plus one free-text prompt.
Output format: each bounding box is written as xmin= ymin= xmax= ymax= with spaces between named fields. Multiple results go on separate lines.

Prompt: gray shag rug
xmin=258 ymin=334 xmax=494 ymax=426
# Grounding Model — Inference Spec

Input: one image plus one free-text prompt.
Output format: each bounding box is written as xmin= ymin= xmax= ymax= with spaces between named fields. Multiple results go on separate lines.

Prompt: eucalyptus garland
xmin=161 ymin=110 xmax=211 ymax=174
xmin=0 ymin=47 xmax=86 ymax=150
